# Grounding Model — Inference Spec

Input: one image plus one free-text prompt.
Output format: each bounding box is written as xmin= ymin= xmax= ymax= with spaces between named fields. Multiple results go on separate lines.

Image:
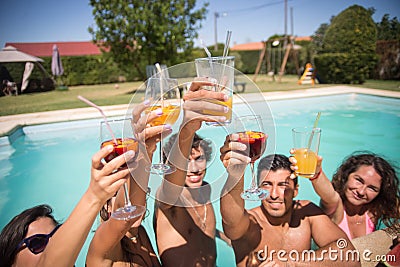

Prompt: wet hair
xmin=257 ymin=154 xmax=298 ymax=186
xmin=332 ymin=152 xmax=400 ymax=228
xmin=100 ymin=198 xmax=113 ymax=221
xmin=162 ymin=133 xmax=212 ymax=162
xmin=0 ymin=204 xmax=59 ymax=267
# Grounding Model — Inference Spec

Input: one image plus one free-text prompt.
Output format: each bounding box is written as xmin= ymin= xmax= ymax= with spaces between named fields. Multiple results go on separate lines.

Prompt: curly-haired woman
xmin=290 ymin=151 xmax=400 ymax=240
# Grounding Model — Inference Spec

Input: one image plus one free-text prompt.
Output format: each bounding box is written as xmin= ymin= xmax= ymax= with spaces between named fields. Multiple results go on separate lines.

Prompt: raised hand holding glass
xmin=144 ymin=77 xmax=181 ymax=175
xmin=100 ymin=118 xmax=145 ymax=220
xmin=232 ymin=115 xmax=269 ymax=201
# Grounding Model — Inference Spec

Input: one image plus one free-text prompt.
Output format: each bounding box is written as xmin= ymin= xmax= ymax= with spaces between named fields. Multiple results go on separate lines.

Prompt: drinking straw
xmin=307 ymin=112 xmax=321 ymax=150
xmin=219 ymin=30 xmax=232 ymax=90
xmin=222 ymin=30 xmax=232 ymax=60
xmin=155 ymin=63 xmax=164 ymax=108
xmin=77 ymin=95 xmax=117 ymax=145
xmin=200 ymin=39 xmax=214 ymax=78
xmin=200 ymin=39 xmax=212 ymax=58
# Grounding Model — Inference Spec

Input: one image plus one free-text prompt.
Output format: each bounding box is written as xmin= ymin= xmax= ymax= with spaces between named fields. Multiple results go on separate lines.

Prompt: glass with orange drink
xmin=292 ymin=127 xmax=321 ymax=178
xmin=194 ymin=56 xmax=234 ymax=125
xmin=144 ymin=77 xmax=181 ymax=174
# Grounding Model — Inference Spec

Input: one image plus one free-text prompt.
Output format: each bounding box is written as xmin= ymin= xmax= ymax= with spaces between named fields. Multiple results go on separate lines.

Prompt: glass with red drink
xmin=237 ymin=131 xmax=267 ymax=162
xmin=233 ymin=115 xmax=269 ymax=201
xmin=100 ymin=138 xmax=138 ymax=168
xmin=100 ymin=118 xmax=145 ymax=220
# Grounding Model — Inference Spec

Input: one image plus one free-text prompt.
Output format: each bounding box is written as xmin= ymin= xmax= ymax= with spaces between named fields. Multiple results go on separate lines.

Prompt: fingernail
xmin=143 ymin=99 xmax=150 ymax=106
xmin=231 ymin=133 xmax=239 ymax=140
xmin=247 ymin=157 xmax=251 ymax=163
xmin=223 ymin=94 xmax=229 ymax=101
xmin=239 ymin=143 xmax=247 ymax=150
xmin=164 ymin=124 xmax=172 ymax=130
xmin=223 ymin=106 xmax=229 ymax=113
xmin=155 ymin=108 xmax=163 ymax=115
xmin=126 ymin=150 xmax=135 ymax=158
xmin=106 ymin=145 xmax=114 ymax=151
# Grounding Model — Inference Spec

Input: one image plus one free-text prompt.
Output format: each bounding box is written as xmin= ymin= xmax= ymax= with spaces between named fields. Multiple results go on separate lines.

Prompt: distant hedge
xmin=314 ymin=53 xmax=377 ymax=84
xmin=42 ymin=55 xmax=133 ymax=86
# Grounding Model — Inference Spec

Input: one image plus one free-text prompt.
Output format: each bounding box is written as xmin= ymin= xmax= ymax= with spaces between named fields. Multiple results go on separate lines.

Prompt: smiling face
xmin=13 ymin=217 xmax=56 ymax=267
xmin=185 ymin=146 xmax=207 ymax=188
xmin=344 ymin=165 xmax=382 ymax=207
xmin=259 ymin=169 xmax=299 ymax=218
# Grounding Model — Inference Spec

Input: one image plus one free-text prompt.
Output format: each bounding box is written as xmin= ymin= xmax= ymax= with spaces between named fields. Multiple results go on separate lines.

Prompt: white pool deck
xmin=0 ymin=85 xmax=399 ymax=138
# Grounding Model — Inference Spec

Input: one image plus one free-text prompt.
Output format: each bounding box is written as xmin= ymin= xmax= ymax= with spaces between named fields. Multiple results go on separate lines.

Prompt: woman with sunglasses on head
xmin=0 ymin=143 xmax=133 ymax=267
xmin=0 ymin=102 xmax=165 ymax=267
xmin=86 ymin=100 xmax=168 ymax=267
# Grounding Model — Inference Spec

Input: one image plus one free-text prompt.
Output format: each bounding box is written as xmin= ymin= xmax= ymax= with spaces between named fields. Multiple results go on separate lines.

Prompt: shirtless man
xmin=153 ymin=79 xmax=230 ymax=266
xmin=220 ymin=136 xmax=360 ymax=267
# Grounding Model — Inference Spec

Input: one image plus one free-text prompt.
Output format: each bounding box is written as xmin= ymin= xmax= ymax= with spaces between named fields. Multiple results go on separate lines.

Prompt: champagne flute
xmin=100 ymin=118 xmax=145 ymax=220
xmin=234 ymin=115 xmax=269 ymax=201
xmin=144 ymin=77 xmax=181 ymax=175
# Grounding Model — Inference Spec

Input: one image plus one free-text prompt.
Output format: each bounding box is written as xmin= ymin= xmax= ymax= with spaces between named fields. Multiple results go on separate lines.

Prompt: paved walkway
xmin=1 ymin=86 xmax=399 ymax=138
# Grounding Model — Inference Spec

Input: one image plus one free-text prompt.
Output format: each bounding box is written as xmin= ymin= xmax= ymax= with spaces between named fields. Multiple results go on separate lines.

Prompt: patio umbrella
xmin=51 ymin=44 xmax=63 ymax=76
xmin=0 ymin=46 xmax=43 ymax=63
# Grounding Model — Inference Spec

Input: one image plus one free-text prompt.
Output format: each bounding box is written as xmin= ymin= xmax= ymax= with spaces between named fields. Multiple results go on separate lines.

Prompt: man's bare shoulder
xmin=246 ymin=206 xmax=267 ymax=226
xmin=292 ymin=200 xmax=330 ymax=224
xmin=295 ymin=200 xmax=324 ymax=212
xmin=247 ymin=206 xmax=261 ymax=218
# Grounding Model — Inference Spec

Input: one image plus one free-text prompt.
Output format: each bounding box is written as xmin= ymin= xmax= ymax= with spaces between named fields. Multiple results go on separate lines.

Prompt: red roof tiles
xmin=5 ymin=37 xmax=312 ymax=56
xmin=4 ymin=41 xmax=104 ymax=57
xmin=231 ymin=42 xmax=264 ymax=51
xmin=231 ymin=36 xmax=312 ymax=51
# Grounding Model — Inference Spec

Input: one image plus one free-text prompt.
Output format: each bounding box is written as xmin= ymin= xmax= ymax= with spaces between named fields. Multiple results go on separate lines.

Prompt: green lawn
xmin=0 ymin=75 xmax=398 ymax=116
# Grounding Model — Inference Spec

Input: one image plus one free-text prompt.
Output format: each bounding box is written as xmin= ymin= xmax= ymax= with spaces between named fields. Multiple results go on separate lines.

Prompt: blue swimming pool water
xmin=0 ymin=93 xmax=399 ymax=266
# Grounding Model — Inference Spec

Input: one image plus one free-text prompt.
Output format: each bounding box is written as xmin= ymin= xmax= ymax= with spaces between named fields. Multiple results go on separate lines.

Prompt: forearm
xmin=86 ymin=215 xmax=139 ymax=266
xmin=312 ymin=240 xmax=360 ymax=267
xmin=311 ymin=171 xmax=340 ymax=214
xmin=37 ymin=191 xmax=102 ymax=267
xmin=130 ymin=158 xmax=151 ymax=206
xmin=220 ymin=175 xmax=248 ymax=239
xmin=159 ymin=126 xmax=195 ymax=204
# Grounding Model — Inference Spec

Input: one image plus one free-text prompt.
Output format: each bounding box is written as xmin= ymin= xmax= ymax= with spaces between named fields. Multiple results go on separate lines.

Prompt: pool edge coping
xmin=0 ymin=85 xmax=399 ymax=139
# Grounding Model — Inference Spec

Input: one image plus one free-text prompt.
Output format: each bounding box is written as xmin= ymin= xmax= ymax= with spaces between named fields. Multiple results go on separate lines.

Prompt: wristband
xmin=309 ymin=170 xmax=322 ymax=181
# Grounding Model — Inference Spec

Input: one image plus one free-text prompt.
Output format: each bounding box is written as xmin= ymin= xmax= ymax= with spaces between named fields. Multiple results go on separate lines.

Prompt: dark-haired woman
xmin=291 ymin=151 xmax=400 ymax=240
xmin=0 ymin=143 xmax=134 ymax=267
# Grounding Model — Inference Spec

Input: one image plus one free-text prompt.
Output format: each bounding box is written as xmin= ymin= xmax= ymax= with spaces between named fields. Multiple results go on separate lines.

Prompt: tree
xmin=88 ymin=0 xmax=208 ymax=79
xmin=314 ymin=5 xmax=378 ymax=84
xmin=376 ymin=14 xmax=400 ymax=40
xmin=311 ymin=23 xmax=329 ymax=54
xmin=375 ymin=14 xmax=400 ymax=79
xmin=323 ymin=5 xmax=377 ymax=54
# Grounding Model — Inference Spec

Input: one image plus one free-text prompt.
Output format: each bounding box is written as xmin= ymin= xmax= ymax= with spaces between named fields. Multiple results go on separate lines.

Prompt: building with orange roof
xmin=230 ymin=36 xmax=311 ymax=51
xmin=4 ymin=41 xmax=104 ymax=57
xmin=230 ymin=42 xmax=264 ymax=51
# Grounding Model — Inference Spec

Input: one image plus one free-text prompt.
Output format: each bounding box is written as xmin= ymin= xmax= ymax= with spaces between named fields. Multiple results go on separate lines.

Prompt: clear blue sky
xmin=1 ymin=0 xmax=399 ymax=49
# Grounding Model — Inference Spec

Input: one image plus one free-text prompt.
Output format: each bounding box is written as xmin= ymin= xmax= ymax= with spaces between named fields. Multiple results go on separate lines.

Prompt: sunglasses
xmin=17 ymin=224 xmax=61 ymax=254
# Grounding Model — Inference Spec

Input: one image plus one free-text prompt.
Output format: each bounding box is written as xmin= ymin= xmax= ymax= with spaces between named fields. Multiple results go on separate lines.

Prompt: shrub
xmin=314 ymin=53 xmax=377 ymax=84
xmin=317 ymin=5 xmax=377 ymax=84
